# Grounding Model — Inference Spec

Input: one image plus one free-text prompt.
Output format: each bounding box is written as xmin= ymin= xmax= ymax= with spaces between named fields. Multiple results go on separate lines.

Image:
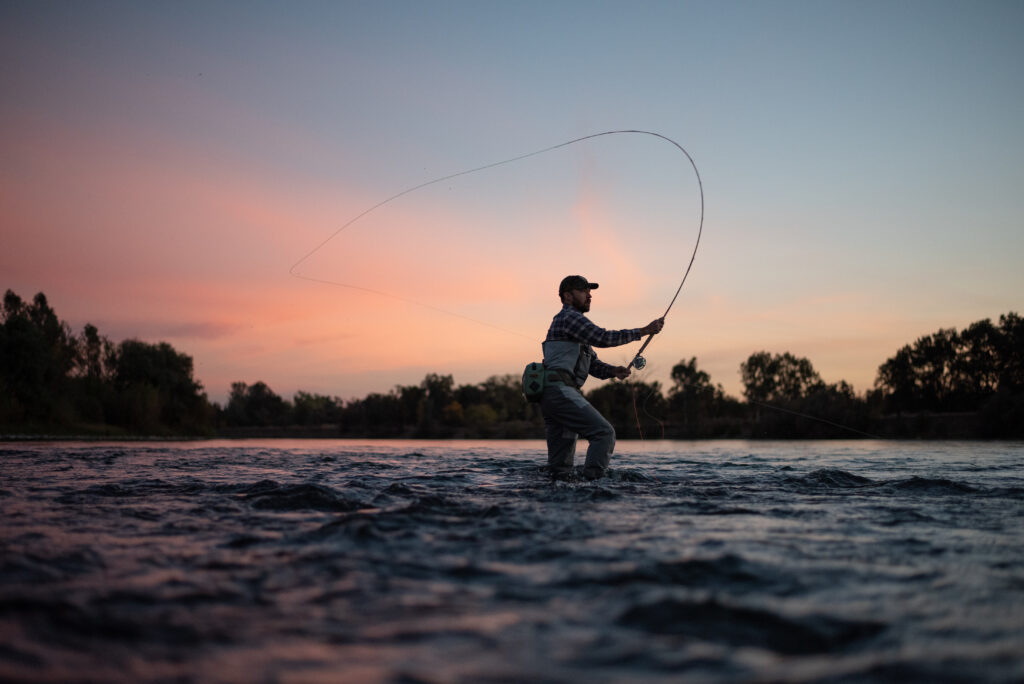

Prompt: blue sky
xmin=3 ymin=1 xmax=1022 ymax=402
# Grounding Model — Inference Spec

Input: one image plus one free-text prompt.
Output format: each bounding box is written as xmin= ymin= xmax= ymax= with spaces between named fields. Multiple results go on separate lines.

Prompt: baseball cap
xmin=558 ymin=275 xmax=599 ymax=295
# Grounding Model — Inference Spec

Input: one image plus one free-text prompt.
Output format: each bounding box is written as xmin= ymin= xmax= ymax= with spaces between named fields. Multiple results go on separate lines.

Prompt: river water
xmin=1 ymin=439 xmax=1022 ymax=683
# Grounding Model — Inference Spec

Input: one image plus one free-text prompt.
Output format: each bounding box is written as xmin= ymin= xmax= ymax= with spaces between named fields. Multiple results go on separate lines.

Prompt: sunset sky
xmin=3 ymin=1 xmax=1022 ymax=405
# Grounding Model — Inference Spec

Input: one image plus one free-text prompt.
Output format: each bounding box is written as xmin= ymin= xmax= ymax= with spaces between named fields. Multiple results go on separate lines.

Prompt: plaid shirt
xmin=545 ymin=305 xmax=644 ymax=379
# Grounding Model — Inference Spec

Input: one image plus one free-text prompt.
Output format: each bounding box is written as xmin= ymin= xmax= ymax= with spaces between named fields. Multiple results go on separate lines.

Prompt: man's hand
xmin=612 ymin=365 xmax=632 ymax=380
xmin=641 ymin=317 xmax=665 ymax=335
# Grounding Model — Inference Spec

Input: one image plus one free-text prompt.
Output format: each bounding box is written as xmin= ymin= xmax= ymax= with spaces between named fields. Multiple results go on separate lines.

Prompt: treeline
xmin=221 ymin=373 xmax=540 ymax=438
xmin=729 ymin=312 xmax=1023 ymax=438
xmin=2 ymin=288 xmax=1022 ymax=438
xmin=1 ymin=290 xmax=214 ymax=435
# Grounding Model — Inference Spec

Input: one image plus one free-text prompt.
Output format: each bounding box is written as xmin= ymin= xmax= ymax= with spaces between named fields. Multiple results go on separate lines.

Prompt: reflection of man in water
xmin=541 ymin=275 xmax=664 ymax=480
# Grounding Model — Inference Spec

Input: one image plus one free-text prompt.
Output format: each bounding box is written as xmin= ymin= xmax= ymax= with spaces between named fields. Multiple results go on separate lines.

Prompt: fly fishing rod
xmin=628 ymin=133 xmax=704 ymax=370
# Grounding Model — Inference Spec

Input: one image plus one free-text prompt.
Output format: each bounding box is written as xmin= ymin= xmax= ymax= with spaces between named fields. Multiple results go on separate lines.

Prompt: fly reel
xmin=632 ymin=355 xmax=647 ymax=370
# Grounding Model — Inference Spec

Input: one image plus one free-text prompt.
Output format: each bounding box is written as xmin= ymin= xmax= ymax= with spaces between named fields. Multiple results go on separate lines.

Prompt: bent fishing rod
xmin=627 ymin=132 xmax=704 ymax=370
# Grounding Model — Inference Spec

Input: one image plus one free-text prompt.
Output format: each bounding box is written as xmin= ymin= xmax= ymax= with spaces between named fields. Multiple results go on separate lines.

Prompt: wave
xmin=240 ymin=481 xmax=364 ymax=512
xmin=0 ymin=548 xmax=105 ymax=584
xmin=782 ymin=470 xmax=985 ymax=497
xmin=558 ymin=553 xmax=803 ymax=595
xmin=784 ymin=468 xmax=876 ymax=489
xmin=888 ymin=477 xmax=976 ymax=494
xmin=618 ymin=597 xmax=885 ymax=654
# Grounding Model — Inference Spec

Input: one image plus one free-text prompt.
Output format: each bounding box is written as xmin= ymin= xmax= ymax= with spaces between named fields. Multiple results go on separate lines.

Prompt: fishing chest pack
xmin=521 ymin=362 xmax=546 ymax=403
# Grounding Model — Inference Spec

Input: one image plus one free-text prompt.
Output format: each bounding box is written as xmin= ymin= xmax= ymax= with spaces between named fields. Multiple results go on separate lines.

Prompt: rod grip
xmin=631 ymin=333 xmax=655 ymax=366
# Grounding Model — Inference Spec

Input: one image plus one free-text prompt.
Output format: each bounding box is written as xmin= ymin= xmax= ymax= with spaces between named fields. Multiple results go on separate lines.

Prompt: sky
xmin=2 ymin=0 xmax=1022 ymax=405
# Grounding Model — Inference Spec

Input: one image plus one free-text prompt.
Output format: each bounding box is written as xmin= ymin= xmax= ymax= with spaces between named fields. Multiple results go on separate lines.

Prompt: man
xmin=541 ymin=275 xmax=664 ymax=480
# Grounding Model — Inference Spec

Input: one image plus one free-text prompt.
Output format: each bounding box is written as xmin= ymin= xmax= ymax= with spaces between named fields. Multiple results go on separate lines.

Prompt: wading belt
xmin=545 ymin=369 xmax=579 ymax=389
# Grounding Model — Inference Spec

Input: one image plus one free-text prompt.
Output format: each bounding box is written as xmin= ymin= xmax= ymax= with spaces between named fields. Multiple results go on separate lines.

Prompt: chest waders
xmin=521 ymin=341 xmax=595 ymax=402
xmin=541 ymin=340 xmax=594 ymax=389
xmin=537 ymin=340 xmax=614 ymax=479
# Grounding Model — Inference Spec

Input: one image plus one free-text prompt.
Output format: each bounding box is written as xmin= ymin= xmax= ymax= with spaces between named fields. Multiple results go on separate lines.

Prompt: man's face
xmin=565 ymin=288 xmax=592 ymax=313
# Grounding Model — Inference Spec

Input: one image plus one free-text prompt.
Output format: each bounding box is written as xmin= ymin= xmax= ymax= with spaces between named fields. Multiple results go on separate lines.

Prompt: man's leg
xmin=543 ymin=416 xmax=577 ymax=478
xmin=541 ymin=384 xmax=615 ymax=479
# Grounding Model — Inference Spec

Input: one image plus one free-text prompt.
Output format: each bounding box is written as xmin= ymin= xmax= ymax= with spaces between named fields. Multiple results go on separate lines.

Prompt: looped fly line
xmin=290 ymin=129 xmax=704 ymax=353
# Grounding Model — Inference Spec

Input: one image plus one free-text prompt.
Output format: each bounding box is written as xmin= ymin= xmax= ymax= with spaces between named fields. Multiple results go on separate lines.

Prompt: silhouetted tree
xmin=395 ymin=383 xmax=427 ymax=427
xmin=668 ymin=357 xmax=729 ymax=434
xmin=292 ymin=391 xmax=342 ymax=426
xmin=1 ymin=290 xmax=80 ymax=423
xmin=997 ymin=312 xmax=1024 ymax=394
xmin=949 ymin=319 xmax=1001 ymax=409
xmin=796 ymin=380 xmax=873 ymax=438
xmin=76 ymin=323 xmax=112 ymax=381
xmin=342 ymin=391 xmax=403 ymax=436
xmin=109 ymin=339 xmax=212 ymax=432
xmin=875 ymin=314 xmax=1023 ymax=416
xmin=480 ymin=374 xmax=532 ymax=421
xmin=419 ymin=373 xmax=455 ymax=431
xmin=225 ymin=381 xmax=291 ymax=427
xmin=740 ymin=351 xmax=824 ymax=404
xmin=69 ymin=323 xmax=116 ymax=423
xmin=913 ymin=329 xmax=959 ymax=411
xmin=875 ymin=345 xmax=917 ymax=414
xmin=454 ymin=382 xmax=487 ymax=409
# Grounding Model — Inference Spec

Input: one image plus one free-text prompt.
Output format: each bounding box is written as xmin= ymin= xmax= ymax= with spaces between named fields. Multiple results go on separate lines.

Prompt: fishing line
xmin=643 ymin=385 xmax=666 ymax=439
xmin=634 ymin=374 xmax=883 ymax=440
xmin=631 ymin=382 xmax=666 ymax=440
xmin=290 ymin=129 xmax=704 ymax=352
xmin=746 ymin=399 xmax=883 ymax=439
xmin=631 ymin=384 xmax=646 ymax=440
xmin=642 ymin=384 xmax=883 ymax=442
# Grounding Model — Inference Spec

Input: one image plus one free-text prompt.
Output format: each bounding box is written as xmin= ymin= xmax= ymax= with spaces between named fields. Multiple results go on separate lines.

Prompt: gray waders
xmin=540 ymin=340 xmax=616 ymax=479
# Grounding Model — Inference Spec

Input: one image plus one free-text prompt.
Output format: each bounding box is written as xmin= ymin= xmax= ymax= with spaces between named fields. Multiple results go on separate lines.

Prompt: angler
xmin=533 ymin=275 xmax=664 ymax=480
